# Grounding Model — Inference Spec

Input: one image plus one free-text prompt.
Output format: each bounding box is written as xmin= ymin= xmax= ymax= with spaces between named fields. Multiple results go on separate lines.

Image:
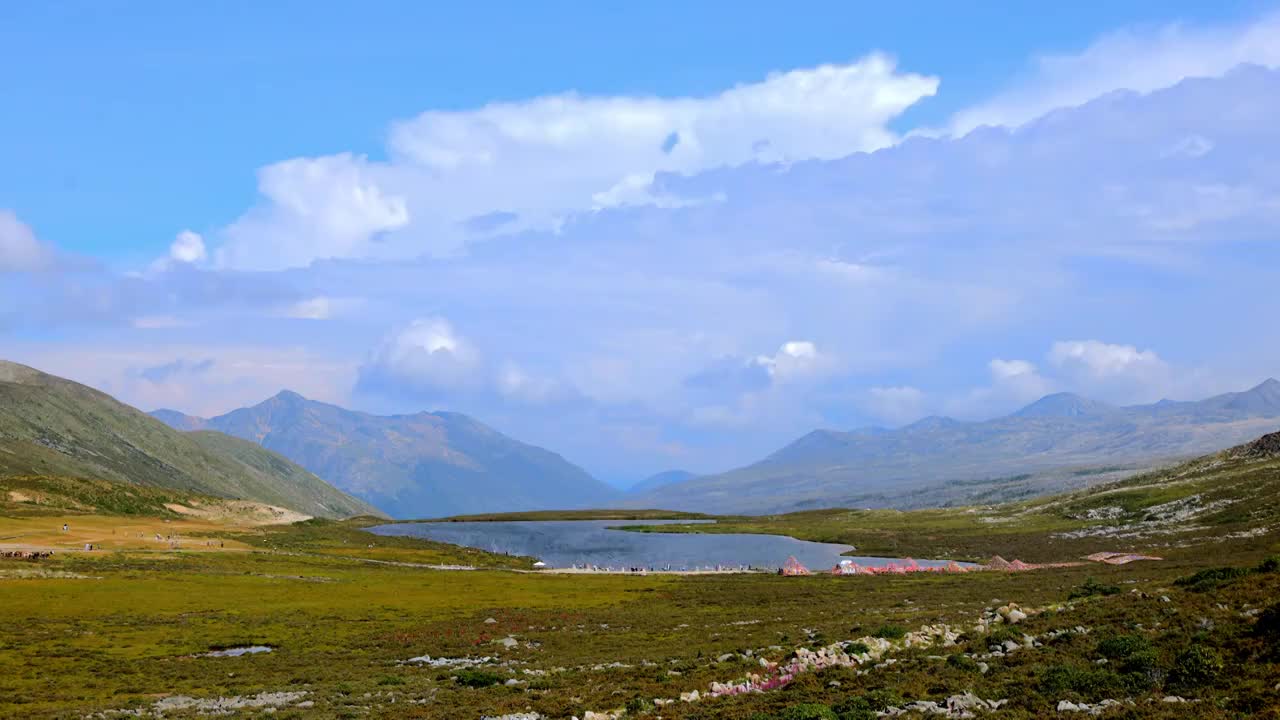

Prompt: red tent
xmin=781 ymin=556 xmax=811 ymax=576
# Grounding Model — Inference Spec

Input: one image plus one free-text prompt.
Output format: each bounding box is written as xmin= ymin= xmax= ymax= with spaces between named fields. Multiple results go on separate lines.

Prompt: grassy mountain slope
xmin=631 ymin=430 xmax=1280 ymax=564
xmin=632 ymin=379 xmax=1280 ymax=514
xmin=0 ymin=359 xmax=380 ymax=519
xmin=153 ymin=391 xmax=619 ymax=518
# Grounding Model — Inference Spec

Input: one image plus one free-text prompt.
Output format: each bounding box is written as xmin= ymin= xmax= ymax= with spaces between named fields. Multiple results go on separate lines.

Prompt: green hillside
xmin=153 ymin=390 xmax=620 ymax=518
xmin=0 ymin=359 xmax=382 ymax=519
xmin=622 ymin=430 xmax=1280 ymax=563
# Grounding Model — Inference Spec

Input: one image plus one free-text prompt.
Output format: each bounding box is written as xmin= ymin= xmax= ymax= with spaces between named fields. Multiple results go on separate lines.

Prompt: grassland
xmin=0 ymin=360 xmax=380 ymax=519
xmin=618 ymin=445 xmax=1280 ymax=564
xmin=2 ymin=441 xmax=1280 ymax=719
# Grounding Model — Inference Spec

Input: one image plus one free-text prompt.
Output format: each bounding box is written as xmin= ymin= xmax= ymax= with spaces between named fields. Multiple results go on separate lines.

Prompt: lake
xmin=369 ymin=520 xmax=956 ymax=571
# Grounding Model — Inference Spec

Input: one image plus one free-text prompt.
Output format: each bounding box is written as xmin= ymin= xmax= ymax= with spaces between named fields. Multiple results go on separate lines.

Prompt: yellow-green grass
xmin=5 ymin=524 xmax=1280 ymax=718
xmin=4 ymin=537 xmax=1278 ymax=719
xmin=4 ymin=447 xmax=1280 ymax=719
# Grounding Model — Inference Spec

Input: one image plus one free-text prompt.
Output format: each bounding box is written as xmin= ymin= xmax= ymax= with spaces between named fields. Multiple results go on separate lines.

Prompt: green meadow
xmin=3 ymin=443 xmax=1280 ymax=719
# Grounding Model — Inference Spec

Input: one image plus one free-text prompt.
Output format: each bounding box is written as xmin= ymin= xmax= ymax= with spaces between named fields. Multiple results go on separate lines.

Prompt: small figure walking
xmin=62 ymin=523 xmax=69 ymax=532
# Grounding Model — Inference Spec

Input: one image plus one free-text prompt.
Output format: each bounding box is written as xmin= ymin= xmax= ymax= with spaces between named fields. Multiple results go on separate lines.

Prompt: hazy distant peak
xmin=150 ymin=408 xmax=209 ymax=431
xmin=628 ymin=469 xmax=696 ymax=494
xmin=268 ymin=389 xmax=308 ymax=404
xmin=904 ymin=415 xmax=960 ymax=431
xmin=1012 ymin=392 xmax=1115 ymax=418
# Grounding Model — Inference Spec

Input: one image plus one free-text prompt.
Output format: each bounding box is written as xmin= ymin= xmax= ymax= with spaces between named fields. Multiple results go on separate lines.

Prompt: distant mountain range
xmin=627 ymin=470 xmax=697 ymax=495
xmin=0 ymin=360 xmax=379 ymax=519
xmin=627 ymin=379 xmax=1280 ymax=514
xmin=152 ymin=391 xmax=619 ymax=518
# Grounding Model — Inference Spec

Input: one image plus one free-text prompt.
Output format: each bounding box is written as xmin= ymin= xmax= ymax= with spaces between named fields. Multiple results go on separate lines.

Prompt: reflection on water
xmin=370 ymin=520 xmax=955 ymax=571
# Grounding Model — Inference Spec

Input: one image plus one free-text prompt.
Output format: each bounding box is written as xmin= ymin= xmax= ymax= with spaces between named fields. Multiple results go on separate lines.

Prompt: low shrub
xmin=987 ymin=625 xmax=1023 ymax=646
xmin=624 ymin=696 xmax=654 ymax=713
xmin=1068 ymin=577 xmax=1121 ymax=600
xmin=946 ymin=653 xmax=979 ymax=672
xmin=776 ymin=704 xmax=837 ymax=720
xmin=1176 ymin=566 xmax=1251 ymax=592
xmin=830 ymin=690 xmax=904 ymax=717
xmin=861 ymin=689 xmax=904 ymax=711
xmin=844 ymin=641 xmax=870 ymax=655
xmin=1255 ymin=601 xmax=1280 ymax=642
xmin=1096 ymin=634 xmax=1151 ymax=659
xmin=1038 ymin=664 xmax=1123 ymax=700
xmin=453 ymin=668 xmax=504 ymax=688
xmin=831 ymin=696 xmax=875 ymax=720
xmin=872 ymin=624 xmax=906 ymax=640
xmin=1168 ymin=646 xmax=1223 ymax=690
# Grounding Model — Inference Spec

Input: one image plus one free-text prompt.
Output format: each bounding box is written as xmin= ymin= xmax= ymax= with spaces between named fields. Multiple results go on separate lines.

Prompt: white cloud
xmin=12 ymin=57 xmax=1280 ymax=478
xmin=947 ymin=11 xmax=1280 ymax=134
xmin=212 ymin=56 xmax=937 ymax=270
xmin=169 ymin=230 xmax=207 ymax=264
xmin=216 ymin=154 xmax=411 ymax=270
xmin=944 ymin=358 xmax=1054 ymax=418
xmin=4 ymin=343 xmax=355 ymax=417
xmin=496 ymin=363 xmax=571 ymax=405
xmin=754 ymin=341 xmax=830 ymax=383
xmin=358 ymin=317 xmax=483 ymax=397
xmin=277 ymin=296 xmax=363 ymax=320
xmin=282 ymin=297 xmax=332 ymax=320
xmin=1045 ymin=340 xmax=1184 ymax=405
xmin=0 ymin=210 xmax=55 ymax=272
xmin=988 ymin=358 xmax=1052 ymax=399
xmin=864 ymin=386 xmax=926 ymax=425
xmin=147 ymin=230 xmax=208 ymax=273
xmin=1049 ymin=340 xmax=1166 ymax=380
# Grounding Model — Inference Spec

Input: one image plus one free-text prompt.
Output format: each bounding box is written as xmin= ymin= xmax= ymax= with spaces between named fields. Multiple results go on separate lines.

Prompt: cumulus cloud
xmin=1046 ymin=339 xmax=1178 ymax=403
xmin=148 ymin=230 xmax=208 ymax=273
xmin=5 ymin=344 xmax=355 ymax=417
xmin=211 ymin=56 xmax=937 ymax=270
xmin=357 ymin=317 xmax=484 ymax=398
xmin=496 ymin=363 xmax=576 ymax=405
xmin=864 ymin=386 xmax=926 ymax=425
xmin=945 ymin=358 xmax=1055 ymax=418
xmin=1049 ymin=340 xmax=1166 ymax=380
xmin=754 ymin=341 xmax=830 ymax=383
xmin=215 ymin=154 xmax=411 ymax=270
xmin=11 ymin=52 xmax=1280 ymax=478
xmin=949 ymin=341 xmax=1206 ymax=416
xmin=0 ymin=210 xmax=55 ymax=272
xmin=169 ymin=230 xmax=207 ymax=264
xmin=947 ymin=11 xmax=1280 ymax=134
xmin=988 ymin=358 xmax=1053 ymax=400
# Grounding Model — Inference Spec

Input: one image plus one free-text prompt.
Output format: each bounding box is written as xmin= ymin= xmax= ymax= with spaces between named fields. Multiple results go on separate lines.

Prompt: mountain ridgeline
xmin=627 ymin=379 xmax=1280 ymax=515
xmin=152 ymin=392 xmax=619 ymax=519
xmin=0 ymin=360 xmax=380 ymax=519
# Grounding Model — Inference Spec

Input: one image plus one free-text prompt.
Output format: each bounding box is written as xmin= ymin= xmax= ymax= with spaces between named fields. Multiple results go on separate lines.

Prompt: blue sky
xmin=4 ymin=3 xmax=1280 ymax=484
xmin=3 ymin=1 xmax=1267 ymax=260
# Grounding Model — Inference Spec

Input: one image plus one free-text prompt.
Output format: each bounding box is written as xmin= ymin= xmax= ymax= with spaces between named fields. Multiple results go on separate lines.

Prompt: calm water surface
xmin=370 ymin=520 xmax=955 ymax=571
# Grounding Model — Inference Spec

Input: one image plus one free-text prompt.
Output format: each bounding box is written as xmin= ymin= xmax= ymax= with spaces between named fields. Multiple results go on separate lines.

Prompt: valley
xmin=3 ymin=433 xmax=1280 ymax=718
